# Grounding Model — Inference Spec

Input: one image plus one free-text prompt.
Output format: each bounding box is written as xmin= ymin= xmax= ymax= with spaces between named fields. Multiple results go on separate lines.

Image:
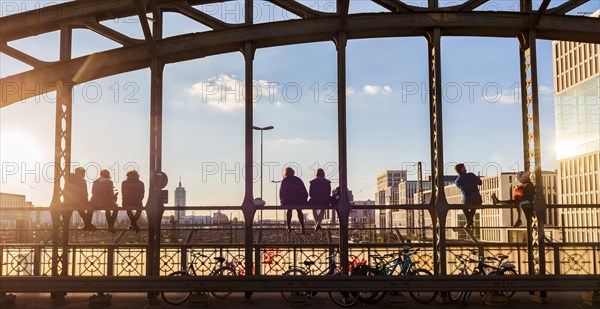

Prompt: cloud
xmin=187 ymin=74 xmax=278 ymax=111
xmin=539 ymin=85 xmax=553 ymax=95
xmin=346 ymin=87 xmax=355 ymax=96
xmin=362 ymin=85 xmax=392 ymax=95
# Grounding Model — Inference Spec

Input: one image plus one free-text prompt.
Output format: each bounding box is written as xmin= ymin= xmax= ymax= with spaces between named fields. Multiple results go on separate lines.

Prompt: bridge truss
xmin=1 ymin=0 xmax=600 ymax=305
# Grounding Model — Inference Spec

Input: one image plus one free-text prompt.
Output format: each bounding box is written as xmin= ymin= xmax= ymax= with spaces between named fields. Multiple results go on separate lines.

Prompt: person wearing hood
xmin=280 ymin=167 xmax=308 ymax=234
xmin=64 ymin=167 xmax=96 ymax=231
xmin=309 ymin=168 xmax=331 ymax=232
xmin=454 ymin=163 xmax=481 ymax=229
xmin=122 ymin=170 xmax=145 ymax=233
xmin=90 ymin=169 xmax=119 ymax=233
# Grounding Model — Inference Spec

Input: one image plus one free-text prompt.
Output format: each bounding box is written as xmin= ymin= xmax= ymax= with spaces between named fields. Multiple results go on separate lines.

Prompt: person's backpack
xmin=512 ymin=186 xmax=524 ymax=200
xmin=330 ymin=187 xmax=341 ymax=206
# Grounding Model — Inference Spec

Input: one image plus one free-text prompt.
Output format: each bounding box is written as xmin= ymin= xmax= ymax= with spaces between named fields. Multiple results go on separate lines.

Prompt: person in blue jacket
xmin=454 ymin=163 xmax=481 ymax=229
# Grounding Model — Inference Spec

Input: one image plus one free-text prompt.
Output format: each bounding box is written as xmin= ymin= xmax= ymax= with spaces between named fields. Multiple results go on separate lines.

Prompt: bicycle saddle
xmin=214 ymin=257 xmax=225 ymax=263
xmin=303 ymin=261 xmax=316 ymax=266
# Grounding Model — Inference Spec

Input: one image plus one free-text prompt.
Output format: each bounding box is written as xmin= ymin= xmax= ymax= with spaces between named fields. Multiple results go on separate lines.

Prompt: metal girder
xmin=0 ymin=43 xmax=47 ymax=68
xmin=371 ymin=0 xmax=421 ymax=12
xmin=82 ymin=21 xmax=142 ymax=46
xmin=547 ymin=0 xmax=591 ymax=15
xmin=159 ymin=1 xmax=232 ymax=29
xmin=532 ymin=0 xmax=553 ymax=27
xmin=2 ymin=12 xmax=598 ymax=108
xmin=266 ymin=0 xmax=331 ymax=18
xmin=0 ymin=0 xmax=222 ymax=43
xmin=2 ymin=275 xmax=600 ymax=293
xmin=454 ymin=0 xmax=489 ymax=11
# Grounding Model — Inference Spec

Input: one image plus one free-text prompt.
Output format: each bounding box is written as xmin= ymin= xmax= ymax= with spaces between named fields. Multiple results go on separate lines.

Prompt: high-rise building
xmin=553 ymin=10 xmax=600 ymax=242
xmin=0 ymin=192 xmax=33 ymax=229
xmin=174 ymin=178 xmax=187 ymax=221
xmin=374 ymin=170 xmax=406 ymax=228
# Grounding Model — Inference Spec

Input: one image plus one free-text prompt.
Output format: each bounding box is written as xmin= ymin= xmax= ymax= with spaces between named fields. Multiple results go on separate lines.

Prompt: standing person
xmin=280 ymin=167 xmax=308 ymax=234
xmin=491 ymin=171 xmax=535 ymax=227
xmin=309 ymin=168 xmax=331 ymax=232
xmin=90 ymin=169 xmax=119 ymax=233
xmin=454 ymin=163 xmax=481 ymax=229
xmin=64 ymin=167 xmax=97 ymax=231
xmin=122 ymin=170 xmax=145 ymax=232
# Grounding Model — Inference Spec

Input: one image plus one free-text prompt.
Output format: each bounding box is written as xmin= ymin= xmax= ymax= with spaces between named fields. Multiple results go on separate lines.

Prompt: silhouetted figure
xmin=90 ymin=169 xmax=119 ymax=233
xmin=455 ymin=163 xmax=481 ymax=229
xmin=280 ymin=167 xmax=307 ymax=234
xmin=492 ymin=171 xmax=535 ymax=227
xmin=122 ymin=170 xmax=145 ymax=233
xmin=309 ymin=168 xmax=331 ymax=232
xmin=64 ymin=167 xmax=96 ymax=231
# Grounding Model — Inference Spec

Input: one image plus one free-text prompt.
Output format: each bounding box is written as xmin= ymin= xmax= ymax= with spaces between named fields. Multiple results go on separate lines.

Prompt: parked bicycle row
xmin=160 ymin=247 xmax=519 ymax=307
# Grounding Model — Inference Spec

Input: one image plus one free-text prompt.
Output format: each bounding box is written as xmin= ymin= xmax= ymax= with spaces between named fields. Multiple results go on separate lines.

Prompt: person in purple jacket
xmin=280 ymin=167 xmax=308 ymax=234
xmin=309 ymin=168 xmax=331 ymax=232
xmin=454 ymin=163 xmax=482 ymax=229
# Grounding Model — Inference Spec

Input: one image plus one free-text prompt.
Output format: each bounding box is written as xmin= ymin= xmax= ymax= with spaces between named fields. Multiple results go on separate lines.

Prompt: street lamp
xmin=271 ymin=180 xmax=282 ymax=224
xmin=253 ymin=125 xmax=274 ymax=227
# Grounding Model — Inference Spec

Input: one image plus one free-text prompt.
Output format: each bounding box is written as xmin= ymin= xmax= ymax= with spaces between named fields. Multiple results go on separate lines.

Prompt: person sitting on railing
xmin=64 ymin=167 xmax=97 ymax=231
xmin=454 ymin=163 xmax=481 ymax=229
xmin=90 ymin=169 xmax=119 ymax=233
xmin=491 ymin=171 xmax=535 ymax=227
xmin=122 ymin=170 xmax=145 ymax=233
xmin=309 ymin=168 xmax=331 ymax=232
xmin=280 ymin=167 xmax=308 ymax=234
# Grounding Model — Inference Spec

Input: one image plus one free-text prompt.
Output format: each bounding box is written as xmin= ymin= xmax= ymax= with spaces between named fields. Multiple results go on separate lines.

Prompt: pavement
xmin=2 ymin=292 xmax=595 ymax=309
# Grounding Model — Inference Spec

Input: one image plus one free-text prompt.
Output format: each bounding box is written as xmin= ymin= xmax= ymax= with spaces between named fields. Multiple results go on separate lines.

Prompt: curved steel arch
xmin=1 ymin=11 xmax=599 ymax=107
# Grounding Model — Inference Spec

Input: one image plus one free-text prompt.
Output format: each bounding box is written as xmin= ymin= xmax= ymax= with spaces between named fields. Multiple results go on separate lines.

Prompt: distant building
xmin=350 ymin=200 xmax=376 ymax=228
xmin=374 ymin=170 xmax=407 ymax=228
xmin=175 ymin=178 xmax=187 ymax=221
xmin=553 ymin=11 xmax=600 ymax=242
xmin=0 ymin=193 xmax=33 ymax=229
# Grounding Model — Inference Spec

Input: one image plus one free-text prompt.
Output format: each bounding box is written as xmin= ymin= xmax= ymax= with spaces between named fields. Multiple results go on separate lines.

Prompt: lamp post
xmin=271 ymin=180 xmax=282 ymax=224
xmin=253 ymin=125 xmax=274 ymax=227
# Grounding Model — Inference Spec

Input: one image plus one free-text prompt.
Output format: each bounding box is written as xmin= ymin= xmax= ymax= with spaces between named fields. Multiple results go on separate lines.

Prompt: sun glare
xmin=0 ymin=131 xmax=43 ymax=164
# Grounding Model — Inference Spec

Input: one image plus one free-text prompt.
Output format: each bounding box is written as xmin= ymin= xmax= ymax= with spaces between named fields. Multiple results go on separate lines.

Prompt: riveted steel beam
xmin=1 ymin=12 xmax=599 ymax=108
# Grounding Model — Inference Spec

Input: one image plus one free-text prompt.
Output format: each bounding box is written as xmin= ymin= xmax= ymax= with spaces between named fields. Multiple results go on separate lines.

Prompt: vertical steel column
xmin=518 ymin=29 xmax=547 ymax=277
xmin=50 ymin=25 xmax=73 ymax=304
xmin=241 ymin=0 xmax=256 ymax=301
xmin=336 ymin=0 xmax=350 ymax=275
xmin=427 ymin=28 xmax=448 ymax=275
xmin=145 ymin=6 xmax=164 ymax=302
xmin=335 ymin=32 xmax=350 ymax=274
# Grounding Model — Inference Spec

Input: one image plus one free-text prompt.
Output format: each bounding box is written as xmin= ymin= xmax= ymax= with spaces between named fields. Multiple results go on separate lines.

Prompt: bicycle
xmin=280 ymin=250 xmax=359 ymax=307
xmin=448 ymin=250 xmax=517 ymax=304
xmin=354 ymin=247 xmax=437 ymax=305
xmin=161 ymin=250 xmax=237 ymax=305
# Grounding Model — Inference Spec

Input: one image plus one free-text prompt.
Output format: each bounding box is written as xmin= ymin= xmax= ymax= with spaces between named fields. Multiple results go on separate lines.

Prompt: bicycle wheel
xmin=353 ymin=266 xmax=386 ymax=304
xmin=407 ymin=268 xmax=437 ymax=304
xmin=280 ymin=268 xmax=308 ymax=302
xmin=498 ymin=268 xmax=517 ymax=299
xmin=328 ymin=273 xmax=359 ymax=307
xmin=448 ymin=290 xmax=464 ymax=303
xmin=161 ymin=271 xmax=192 ymax=305
xmin=211 ymin=266 xmax=236 ymax=299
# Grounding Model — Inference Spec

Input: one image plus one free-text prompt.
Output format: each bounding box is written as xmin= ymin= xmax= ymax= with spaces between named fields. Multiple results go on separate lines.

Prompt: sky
xmin=1 ymin=0 xmax=599 ymax=211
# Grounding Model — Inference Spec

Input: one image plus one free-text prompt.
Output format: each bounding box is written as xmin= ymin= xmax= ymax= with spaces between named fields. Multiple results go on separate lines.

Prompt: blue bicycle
xmin=353 ymin=247 xmax=437 ymax=304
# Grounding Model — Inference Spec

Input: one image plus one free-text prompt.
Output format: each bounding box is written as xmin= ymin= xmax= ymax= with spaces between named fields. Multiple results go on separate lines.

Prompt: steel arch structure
xmin=1 ymin=0 xmax=599 ymax=304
